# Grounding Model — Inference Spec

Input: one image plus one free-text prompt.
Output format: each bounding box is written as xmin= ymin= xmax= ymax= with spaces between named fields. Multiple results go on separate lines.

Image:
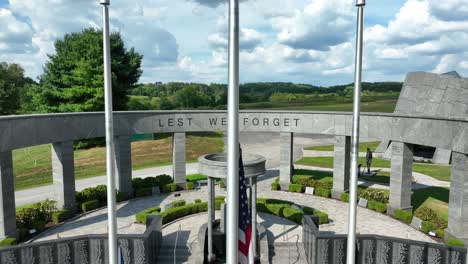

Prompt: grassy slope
xmin=242 ymin=100 xmax=397 ymax=113
xmin=306 ymin=141 xmax=381 ymax=152
xmin=13 ymin=132 xmax=223 ymax=191
xmin=295 ymin=156 xmax=451 ymax=182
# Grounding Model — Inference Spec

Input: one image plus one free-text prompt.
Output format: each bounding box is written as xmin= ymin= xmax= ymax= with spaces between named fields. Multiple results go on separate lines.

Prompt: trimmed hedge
xmin=446 ymin=238 xmax=465 ymax=248
xmin=81 ymin=200 xmax=100 ymax=212
xmin=282 ymin=207 xmax=304 ymax=224
xmin=160 ymin=203 xmax=208 ymax=224
xmin=315 ymin=188 xmax=331 ymax=198
xmin=288 ymin=184 xmax=304 ymax=193
xmin=393 ymin=209 xmax=413 ymax=224
xmin=271 ymin=182 xmax=280 ymax=191
xmin=132 ymin=174 xmax=172 ymax=190
xmin=421 ymin=221 xmax=435 ymax=234
xmin=435 ymin=229 xmax=445 ymax=238
xmin=52 ymin=210 xmax=72 ymax=224
xmin=33 ymin=220 xmax=46 ymax=232
xmin=186 ymin=182 xmax=195 ymax=191
xmin=171 ymin=200 xmax=187 ymax=208
xmin=303 ymin=206 xmax=329 ymax=225
xmin=359 ymin=188 xmax=389 ymax=204
xmin=0 ymin=237 xmax=16 ymax=247
xmin=136 ymin=206 xmax=161 ymax=224
xmin=194 ymin=199 xmax=202 ymax=203
xmin=162 ymin=183 xmax=178 ymax=193
xmin=76 ymin=185 xmax=107 ymax=204
xmin=341 ymin=193 xmax=350 ymax=202
xmin=368 ymin=200 xmax=387 ymax=213
xmin=135 ymin=187 xmax=152 ymax=198
xmin=186 ymin=174 xmax=207 ymax=182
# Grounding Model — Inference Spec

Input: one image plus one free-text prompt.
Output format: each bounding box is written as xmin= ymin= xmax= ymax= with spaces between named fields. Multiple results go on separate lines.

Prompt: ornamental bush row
xmin=136 ymin=206 xmax=161 ymax=224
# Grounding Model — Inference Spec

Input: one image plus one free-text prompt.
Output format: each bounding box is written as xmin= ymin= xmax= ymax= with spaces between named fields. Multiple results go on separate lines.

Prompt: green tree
xmin=32 ymin=28 xmax=142 ymax=112
xmin=0 ymin=62 xmax=32 ymax=115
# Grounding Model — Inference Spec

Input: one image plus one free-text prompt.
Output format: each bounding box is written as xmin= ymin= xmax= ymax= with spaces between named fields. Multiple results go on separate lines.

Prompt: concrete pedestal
xmin=446 ymin=152 xmax=468 ymax=245
xmin=387 ymin=142 xmax=413 ymax=214
xmin=279 ymin=132 xmax=293 ymax=188
xmin=332 ymin=136 xmax=351 ymax=199
xmin=52 ymin=141 xmax=76 ymax=211
xmin=172 ymin=132 xmax=186 ymax=186
xmin=114 ymin=135 xmax=133 ymax=198
xmin=0 ymin=151 xmax=15 ymax=238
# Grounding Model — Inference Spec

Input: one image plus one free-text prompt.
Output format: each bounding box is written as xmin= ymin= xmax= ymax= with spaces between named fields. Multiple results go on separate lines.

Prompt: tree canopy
xmin=0 ymin=62 xmax=35 ymax=115
xmin=30 ymin=28 xmax=142 ymax=113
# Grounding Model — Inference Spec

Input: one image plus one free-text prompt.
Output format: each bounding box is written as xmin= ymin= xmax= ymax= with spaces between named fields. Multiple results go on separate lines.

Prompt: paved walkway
xmin=35 ymin=169 xmax=435 ymax=245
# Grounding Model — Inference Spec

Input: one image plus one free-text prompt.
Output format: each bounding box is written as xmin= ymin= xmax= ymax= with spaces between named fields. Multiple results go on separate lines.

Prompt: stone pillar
xmin=387 ymin=142 xmax=413 ymax=214
xmin=114 ymin=135 xmax=133 ymax=198
xmin=250 ymin=176 xmax=258 ymax=259
xmin=446 ymin=152 xmax=468 ymax=244
xmin=332 ymin=136 xmax=351 ymax=199
xmin=52 ymin=141 xmax=76 ymax=211
xmin=207 ymin=177 xmax=215 ymax=262
xmin=279 ymin=132 xmax=294 ymax=187
xmin=172 ymin=132 xmax=186 ymax=186
xmin=0 ymin=151 xmax=16 ymax=238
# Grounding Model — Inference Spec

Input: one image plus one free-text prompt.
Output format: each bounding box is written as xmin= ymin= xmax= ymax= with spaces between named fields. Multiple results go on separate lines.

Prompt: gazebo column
xmin=207 ymin=177 xmax=215 ymax=262
xmin=446 ymin=152 xmax=468 ymax=245
xmin=172 ymin=132 xmax=186 ymax=188
xmin=114 ymin=135 xmax=133 ymax=198
xmin=0 ymin=151 xmax=16 ymax=238
xmin=387 ymin=142 xmax=413 ymax=214
xmin=279 ymin=132 xmax=294 ymax=188
xmin=250 ymin=176 xmax=258 ymax=259
xmin=52 ymin=141 xmax=76 ymax=211
xmin=332 ymin=136 xmax=351 ymax=199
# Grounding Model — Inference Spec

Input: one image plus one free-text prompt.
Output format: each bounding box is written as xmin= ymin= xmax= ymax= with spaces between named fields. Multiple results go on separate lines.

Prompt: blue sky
xmin=1 ymin=0 xmax=467 ymax=86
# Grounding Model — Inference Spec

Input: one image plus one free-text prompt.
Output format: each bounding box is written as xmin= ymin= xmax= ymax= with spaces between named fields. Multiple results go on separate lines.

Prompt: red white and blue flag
xmin=238 ymin=145 xmax=254 ymax=264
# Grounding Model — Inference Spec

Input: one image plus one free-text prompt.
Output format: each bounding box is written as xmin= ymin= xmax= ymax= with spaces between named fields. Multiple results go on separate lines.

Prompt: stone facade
xmin=447 ymin=152 xmax=468 ymax=245
xmin=388 ymin=142 xmax=414 ymax=214
xmin=279 ymin=132 xmax=294 ymax=187
xmin=52 ymin=141 xmax=76 ymax=211
xmin=332 ymin=136 xmax=351 ymax=199
xmin=0 ymin=151 xmax=15 ymax=239
xmin=172 ymin=132 xmax=186 ymax=185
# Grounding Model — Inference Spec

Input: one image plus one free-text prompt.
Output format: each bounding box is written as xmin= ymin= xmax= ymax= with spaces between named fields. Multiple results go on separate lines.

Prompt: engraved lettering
xmin=209 ymin=118 xmax=218 ymax=126
xmin=252 ymin=118 xmax=259 ymax=126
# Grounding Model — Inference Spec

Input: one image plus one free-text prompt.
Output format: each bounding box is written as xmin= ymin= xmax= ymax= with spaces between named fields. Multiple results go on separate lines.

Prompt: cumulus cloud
xmin=189 ymin=0 xmax=248 ymax=8
xmin=428 ymin=0 xmax=468 ymax=21
xmin=0 ymin=8 xmax=36 ymax=54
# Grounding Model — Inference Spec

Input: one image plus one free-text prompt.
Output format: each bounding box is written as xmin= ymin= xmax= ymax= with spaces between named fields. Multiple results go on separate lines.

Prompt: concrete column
xmin=114 ymin=135 xmax=133 ymax=198
xmin=446 ymin=152 xmax=468 ymax=245
xmin=250 ymin=176 xmax=257 ymax=259
xmin=388 ymin=142 xmax=413 ymax=214
xmin=279 ymin=132 xmax=294 ymax=187
xmin=207 ymin=177 xmax=215 ymax=262
xmin=52 ymin=141 xmax=76 ymax=211
xmin=172 ymin=132 xmax=186 ymax=185
xmin=0 ymin=151 xmax=16 ymax=238
xmin=332 ymin=136 xmax=351 ymax=199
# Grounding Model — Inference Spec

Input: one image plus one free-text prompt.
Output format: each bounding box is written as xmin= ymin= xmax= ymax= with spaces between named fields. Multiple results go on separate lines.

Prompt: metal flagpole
xmin=346 ymin=0 xmax=365 ymax=263
xmin=100 ymin=1 xmax=118 ymax=264
xmin=226 ymin=0 xmax=240 ymax=262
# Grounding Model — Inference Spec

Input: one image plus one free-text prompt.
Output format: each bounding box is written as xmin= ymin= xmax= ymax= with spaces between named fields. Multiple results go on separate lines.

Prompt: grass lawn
xmin=243 ymin=100 xmax=397 ymax=113
xmin=13 ymin=132 xmax=223 ymax=191
xmin=306 ymin=141 xmax=381 ymax=152
xmin=359 ymin=171 xmax=390 ymax=184
xmin=292 ymin=169 xmax=333 ymax=183
xmin=412 ymin=187 xmax=449 ymax=221
xmin=295 ymin=156 xmax=450 ymax=182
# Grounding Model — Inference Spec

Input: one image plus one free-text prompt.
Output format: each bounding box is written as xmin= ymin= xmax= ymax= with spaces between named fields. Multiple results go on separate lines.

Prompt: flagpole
xmin=100 ymin=1 xmax=118 ymax=264
xmin=346 ymin=1 xmax=365 ymax=263
xmin=226 ymin=0 xmax=240 ymax=262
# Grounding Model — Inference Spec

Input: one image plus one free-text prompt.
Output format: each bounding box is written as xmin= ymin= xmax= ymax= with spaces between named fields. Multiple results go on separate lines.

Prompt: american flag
xmin=238 ymin=145 xmax=254 ymax=264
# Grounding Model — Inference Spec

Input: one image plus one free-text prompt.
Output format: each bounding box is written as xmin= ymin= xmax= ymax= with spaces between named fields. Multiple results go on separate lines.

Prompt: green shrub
xmin=293 ymin=177 xmax=333 ymax=190
xmin=116 ymin=191 xmax=127 ymax=202
xmin=33 ymin=199 xmax=58 ymax=222
xmin=314 ymin=210 xmax=329 ymax=225
xmin=16 ymin=207 xmax=46 ymax=229
xmin=194 ymin=199 xmax=202 ymax=203
xmin=160 ymin=202 xmax=208 ymax=224
xmin=162 ymin=183 xmax=177 ymax=193
xmin=135 ymin=187 xmax=152 ymax=197
xmin=136 ymin=206 xmax=161 ymax=224
xmin=0 ymin=237 xmax=16 ymax=247
xmin=215 ymin=199 xmax=224 ymax=210
xmin=393 ymin=209 xmax=413 ymax=224
xmin=263 ymin=199 xmax=293 ymax=206
xmin=132 ymin=174 xmax=173 ymax=190
xmin=315 ymin=188 xmax=331 ymax=198
xmin=288 ymin=184 xmax=304 ymax=193
xmin=446 ymin=238 xmax=465 ymax=248
xmin=19 ymin=228 xmax=28 ymax=240
xmin=340 ymin=193 xmax=350 ymax=202
xmin=76 ymin=185 xmax=107 ymax=204
xmin=368 ymin=200 xmax=387 ymax=213
xmin=414 ymin=207 xmax=447 ymax=229
xmin=186 ymin=174 xmax=207 ymax=182
xmin=302 ymin=206 xmax=314 ymax=216
xmin=359 ymin=188 xmax=389 ymax=204
xmin=282 ymin=207 xmax=304 ymax=224
xmin=81 ymin=200 xmax=100 ymax=212
xmin=421 ymin=221 xmax=435 ymax=234
xmin=274 ymin=177 xmax=279 ymax=183
xmin=215 ymin=196 xmax=226 ymax=201
xmin=186 ymin=182 xmax=195 ymax=190
xmin=33 ymin=220 xmax=46 ymax=232
xmin=171 ymin=200 xmax=187 ymax=207
xmin=220 ymin=180 xmax=226 ymax=188
xmin=52 ymin=210 xmax=72 ymax=224
xmin=435 ymin=229 xmax=445 ymax=238
xmin=271 ymin=182 xmax=279 ymax=191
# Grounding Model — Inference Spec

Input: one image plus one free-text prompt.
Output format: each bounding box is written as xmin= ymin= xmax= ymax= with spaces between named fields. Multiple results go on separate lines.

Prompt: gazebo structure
xmin=198 ymin=152 xmax=266 ymax=262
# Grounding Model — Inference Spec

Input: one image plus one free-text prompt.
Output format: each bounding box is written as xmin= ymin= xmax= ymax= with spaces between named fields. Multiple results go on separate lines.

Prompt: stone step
xmin=270 ymin=242 xmax=307 ymax=264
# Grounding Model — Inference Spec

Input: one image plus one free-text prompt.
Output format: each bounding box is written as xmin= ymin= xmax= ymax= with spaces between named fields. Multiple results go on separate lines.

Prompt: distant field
xmin=306 ymin=141 xmax=381 ymax=152
xmin=13 ymin=132 xmax=223 ymax=191
xmin=295 ymin=156 xmax=451 ymax=182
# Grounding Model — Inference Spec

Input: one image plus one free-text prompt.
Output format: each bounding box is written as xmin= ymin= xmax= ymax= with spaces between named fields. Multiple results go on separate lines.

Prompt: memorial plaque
xmin=410 ymin=217 xmax=423 ymax=229
xmin=358 ymin=198 xmax=368 ymax=208
xmin=305 ymin=187 xmax=315 ymax=195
